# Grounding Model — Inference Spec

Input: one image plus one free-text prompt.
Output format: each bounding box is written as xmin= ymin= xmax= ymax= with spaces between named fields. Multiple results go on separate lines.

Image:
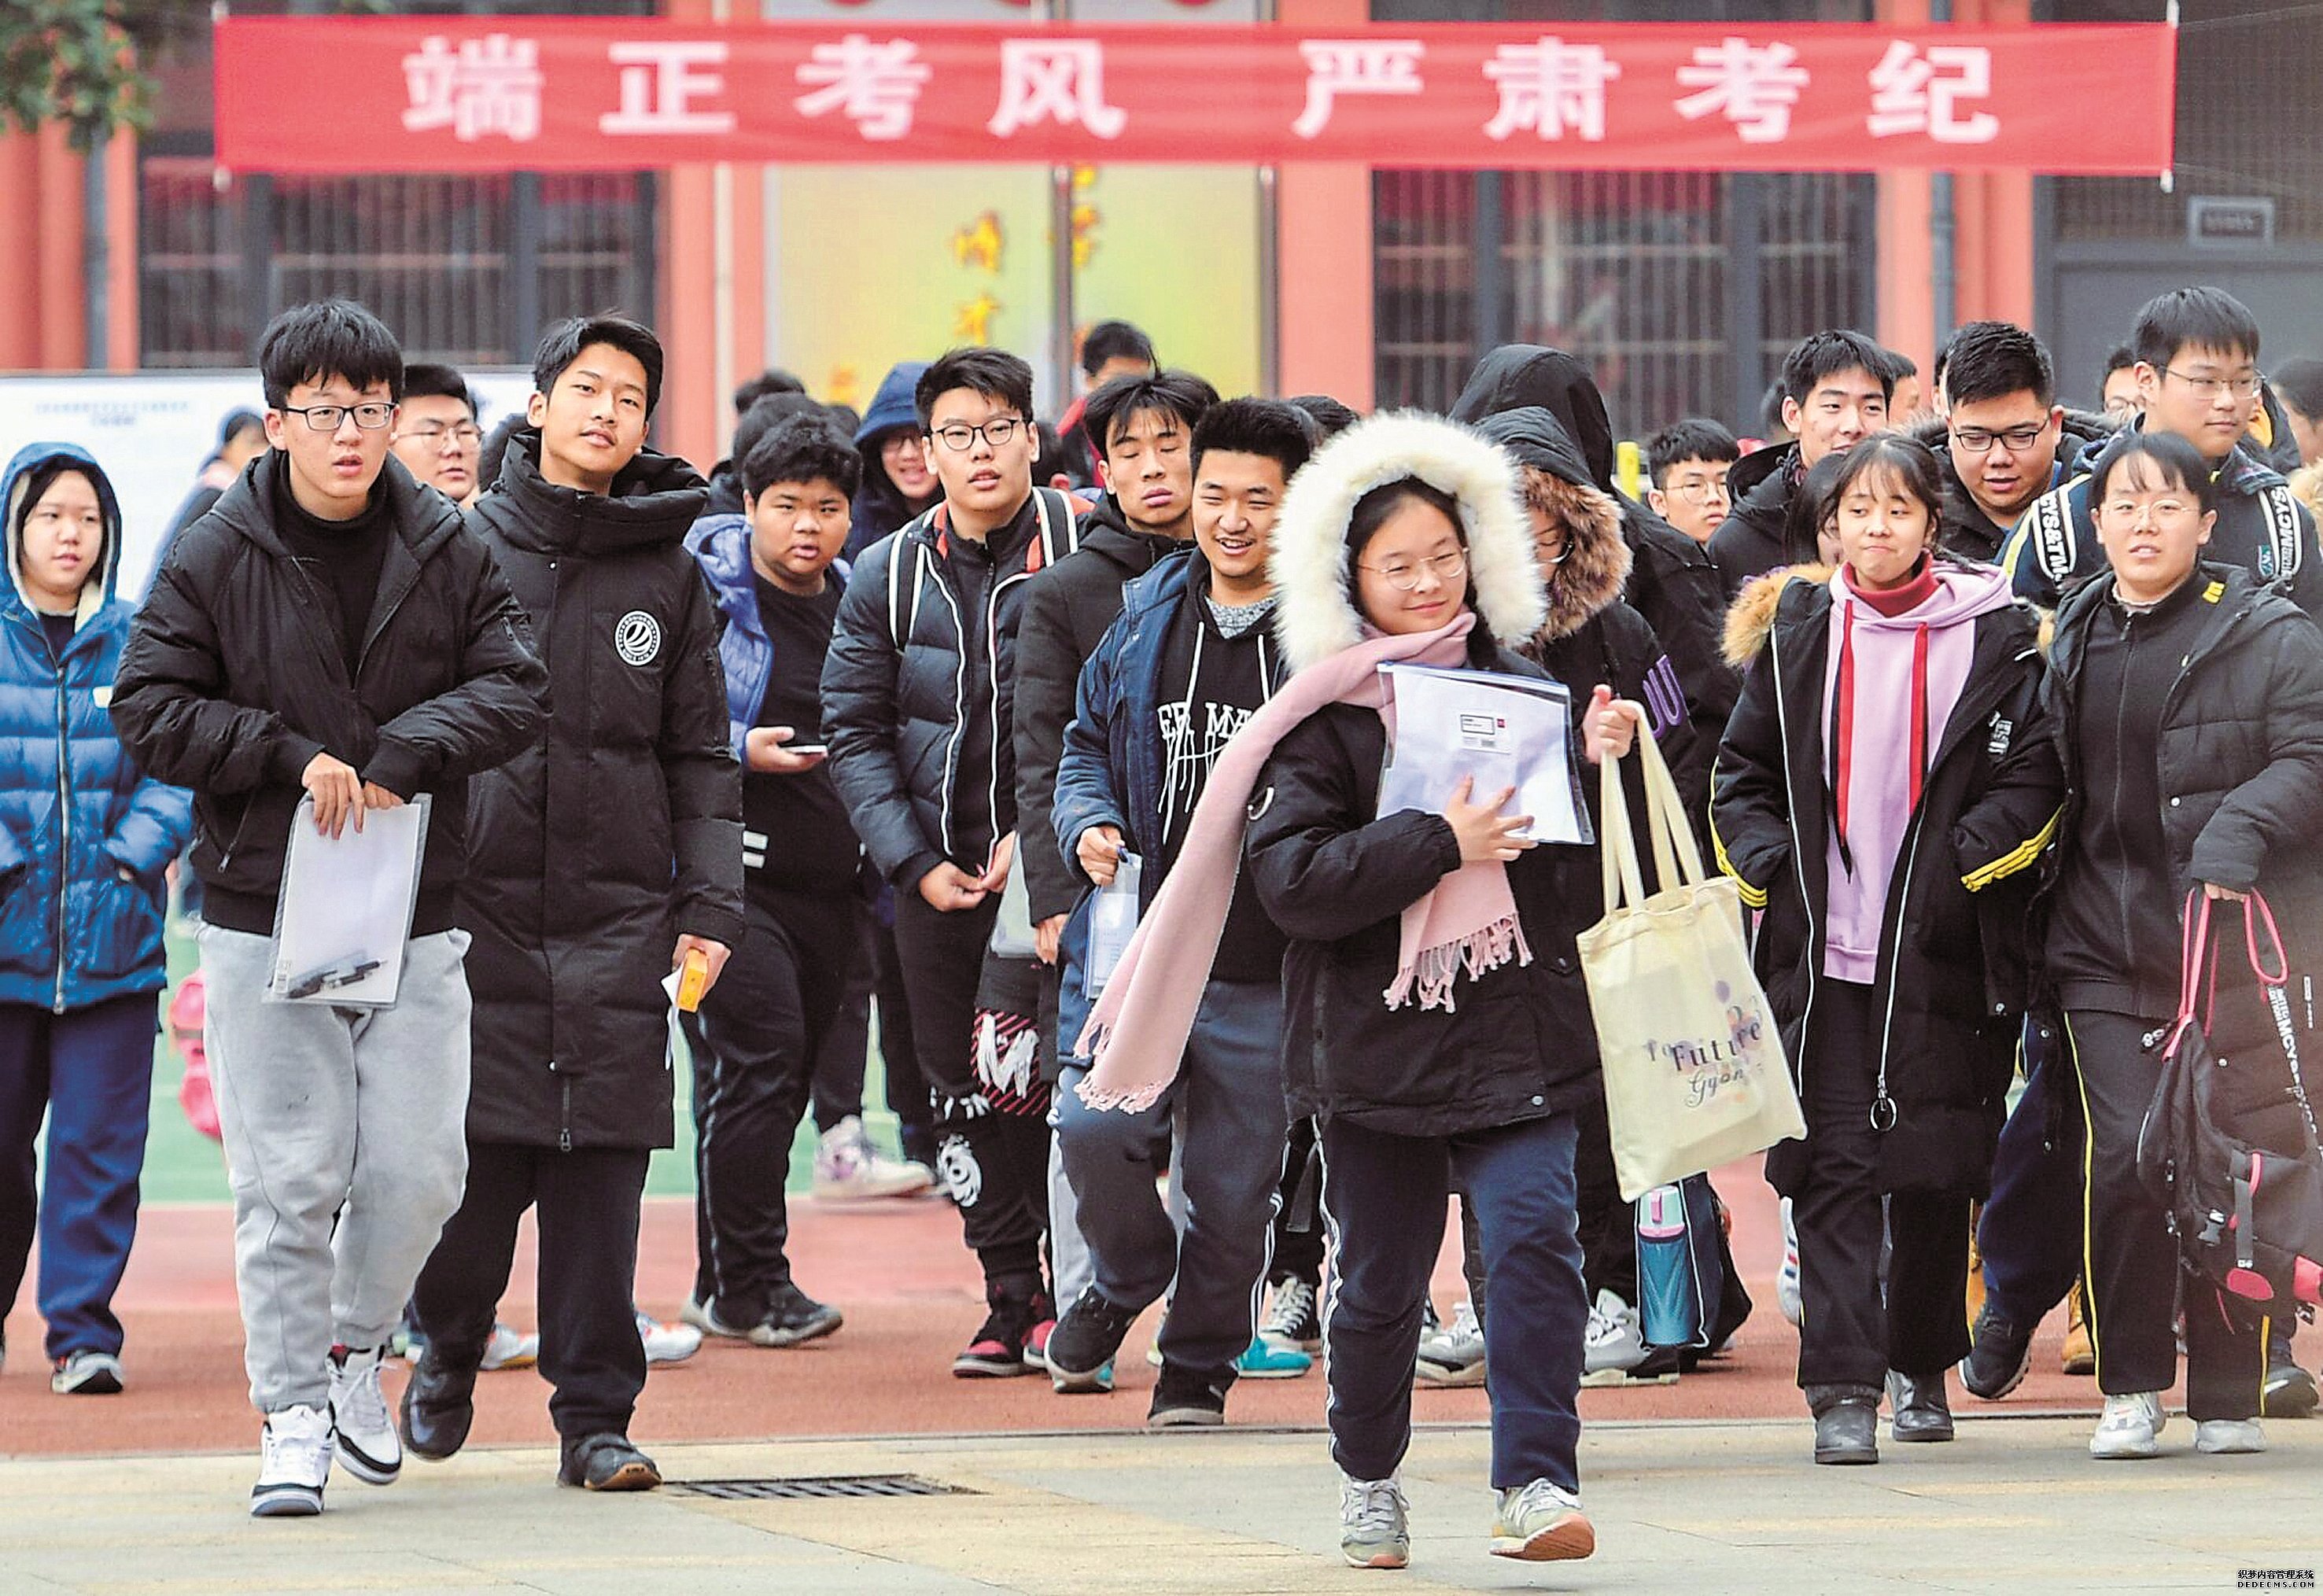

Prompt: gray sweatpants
xmin=199 ymin=923 xmax=473 ymax=1415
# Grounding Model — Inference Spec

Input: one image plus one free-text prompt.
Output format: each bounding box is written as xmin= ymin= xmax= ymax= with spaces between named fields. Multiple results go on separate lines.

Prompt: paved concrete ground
xmin=4 ymin=1415 xmax=2318 ymax=1594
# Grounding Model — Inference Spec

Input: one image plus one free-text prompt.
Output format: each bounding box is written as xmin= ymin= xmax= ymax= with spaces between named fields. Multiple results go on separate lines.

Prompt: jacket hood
xmin=1721 ymin=558 xmax=2015 ymax=665
xmin=1448 ymin=345 xmax=1619 ymax=492
xmin=1078 ymin=495 xmax=1188 ymax=572
xmin=3 ymin=441 xmax=123 ymax=628
xmin=1727 ymin=440 xmax=1798 ymax=505
xmin=486 ymin=428 xmax=709 ymax=554
xmin=1269 ymin=410 xmax=1544 ymax=674
xmin=1472 ymin=407 xmax=1629 ymax=643
xmin=1724 ymin=562 xmax=1831 ymax=667
xmin=854 ymin=361 xmax=928 ymax=449
xmin=205 ymin=448 xmax=466 ymax=573
xmin=685 ymin=512 xmax=754 ymax=617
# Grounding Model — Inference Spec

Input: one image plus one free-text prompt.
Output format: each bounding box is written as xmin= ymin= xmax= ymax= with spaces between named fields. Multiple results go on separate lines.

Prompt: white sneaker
xmin=1338 ymin=1473 xmax=1410 ymax=1569
xmin=1416 ymin=1299 xmax=1486 ymax=1386
xmin=1582 ymin=1289 xmax=1648 ymax=1384
xmin=2089 ymin=1391 xmax=2166 ymax=1459
xmin=480 ymin=1322 xmax=538 ymax=1371
xmin=2196 ymin=1417 xmax=2266 ymax=1454
xmin=327 ymin=1346 xmax=400 ymax=1485
xmin=1491 ymin=1478 xmax=1595 ymax=1562
xmin=637 ymin=1309 xmax=702 ymax=1365
xmin=812 ymin=1115 xmax=936 ymax=1200
xmin=1777 ymin=1197 xmax=1802 ymax=1329
xmin=50 ymin=1349 xmax=124 ymax=1395
xmin=252 ymin=1404 xmax=334 ymax=1517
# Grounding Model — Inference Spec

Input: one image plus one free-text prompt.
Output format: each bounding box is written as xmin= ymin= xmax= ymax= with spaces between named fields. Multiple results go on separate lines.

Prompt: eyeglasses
xmin=1662 ymin=479 xmax=1730 ymax=503
xmin=2161 ymin=367 xmax=2264 ymax=402
xmin=1360 ymin=548 xmax=1467 ymax=592
xmin=279 ymin=402 xmax=396 ymax=432
xmin=930 ymin=418 xmax=1025 ymax=452
xmin=2099 ymin=497 xmax=2199 ymax=525
xmin=399 ymin=422 xmax=482 ymax=450
xmin=1949 ymin=422 xmax=2051 ymax=455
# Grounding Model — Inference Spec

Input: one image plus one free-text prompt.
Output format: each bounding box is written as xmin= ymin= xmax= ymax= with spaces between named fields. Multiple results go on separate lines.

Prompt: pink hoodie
xmin=1820 ymin=560 xmax=2016 ymax=983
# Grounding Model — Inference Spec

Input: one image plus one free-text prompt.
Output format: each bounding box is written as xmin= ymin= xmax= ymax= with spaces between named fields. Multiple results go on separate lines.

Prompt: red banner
xmin=212 ymin=17 xmax=2175 ymax=176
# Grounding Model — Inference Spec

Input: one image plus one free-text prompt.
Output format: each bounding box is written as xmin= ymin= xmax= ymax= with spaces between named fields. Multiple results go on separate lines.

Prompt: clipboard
xmin=267 ymin=793 xmax=432 ymax=1008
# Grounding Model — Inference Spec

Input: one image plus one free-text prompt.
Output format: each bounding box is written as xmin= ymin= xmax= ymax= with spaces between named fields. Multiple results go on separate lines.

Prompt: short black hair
xmin=1934 ymin=319 xmax=2018 ymax=396
xmin=1882 ymin=348 xmax=1919 ymax=380
xmin=1758 ymin=379 xmax=1790 ymax=440
xmin=2270 ymin=357 xmax=2323 ymax=422
xmin=1079 ymin=319 xmax=1156 ymax=379
xmin=1646 ymin=418 xmax=1739 ymax=487
xmin=1286 ymin=394 xmax=1359 ymax=440
xmin=1779 ymin=330 xmax=1893 ymax=407
xmin=533 ymin=313 xmax=665 ymax=416
xmin=1939 ymin=322 xmax=2055 ymax=410
xmin=2133 ymin=286 xmax=2262 ymax=372
xmin=915 ymin=347 xmax=1034 ymax=432
xmin=400 ymin=362 xmax=478 ymax=417
xmin=1190 ymin=397 xmax=1316 ymax=481
xmin=743 ymin=415 xmax=861 ymax=502
xmin=1082 ymin=369 xmax=1219 ymax=458
xmin=2088 ymin=427 xmax=2220 ymax=520
xmin=733 ymin=367 xmax=806 ymax=415
xmin=258 ymin=299 xmax=404 ymax=409
xmin=732 ymin=392 xmax=830 ymax=477
xmin=1347 ymin=476 xmax=1465 ymax=560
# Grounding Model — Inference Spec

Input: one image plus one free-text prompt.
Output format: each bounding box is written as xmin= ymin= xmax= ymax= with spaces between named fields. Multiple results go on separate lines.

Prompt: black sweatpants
xmin=1792 ymin=978 xmax=1973 ymax=1391
xmin=890 ymin=890 xmax=1048 ymax=1289
xmin=685 ymin=886 xmax=859 ymax=1324
xmin=412 ymin=1142 xmax=651 ymax=1440
xmin=2065 ymin=1007 xmax=2266 ymax=1420
xmin=870 ymin=912 xmax=934 ymax=1168
xmin=1269 ymin=1116 xmax=1326 ymax=1290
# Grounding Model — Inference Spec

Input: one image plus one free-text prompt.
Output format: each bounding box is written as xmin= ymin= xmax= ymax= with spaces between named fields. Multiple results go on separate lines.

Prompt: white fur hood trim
xmin=1268 ymin=410 xmax=1546 ymax=675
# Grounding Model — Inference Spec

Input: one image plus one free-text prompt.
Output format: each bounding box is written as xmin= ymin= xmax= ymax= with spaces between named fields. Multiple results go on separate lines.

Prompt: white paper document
xmin=1375 ymin=664 xmax=1591 ymax=845
xmin=267 ymin=794 xmax=432 ymax=1008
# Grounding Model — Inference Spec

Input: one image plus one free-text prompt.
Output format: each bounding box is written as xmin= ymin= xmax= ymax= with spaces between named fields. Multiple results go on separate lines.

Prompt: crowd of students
xmin=4 ymin=282 xmax=2322 ymax=1568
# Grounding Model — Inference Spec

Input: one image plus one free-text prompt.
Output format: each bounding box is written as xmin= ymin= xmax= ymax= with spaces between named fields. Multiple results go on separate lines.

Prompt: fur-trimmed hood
xmin=1470 ymin=407 xmax=1629 ymax=643
xmin=1723 ymin=562 xmax=1832 ymax=667
xmin=1269 ymin=410 xmax=1545 ymax=674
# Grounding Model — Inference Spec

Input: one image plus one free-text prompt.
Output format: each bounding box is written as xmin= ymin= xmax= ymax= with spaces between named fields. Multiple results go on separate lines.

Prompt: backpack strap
xmin=2024 ymin=483 xmax=2080 ymax=588
xmin=2259 ymin=481 xmax=2304 ymax=580
xmin=887 ymin=512 xmax=941 ymax=650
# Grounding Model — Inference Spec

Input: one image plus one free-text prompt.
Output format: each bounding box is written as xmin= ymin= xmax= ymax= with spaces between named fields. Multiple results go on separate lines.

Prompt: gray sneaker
xmin=1491 ymin=1479 xmax=1595 ymax=1561
xmin=1415 ymin=1299 xmax=1485 ymax=1387
xmin=1339 ymin=1474 xmax=1410 ymax=1569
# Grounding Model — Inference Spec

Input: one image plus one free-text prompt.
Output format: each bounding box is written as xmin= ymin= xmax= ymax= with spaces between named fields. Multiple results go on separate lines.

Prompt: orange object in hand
xmin=675 ymin=949 xmax=710 ymax=1012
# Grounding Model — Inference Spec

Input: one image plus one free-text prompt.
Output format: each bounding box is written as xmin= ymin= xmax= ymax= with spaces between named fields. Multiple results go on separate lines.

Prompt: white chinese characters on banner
xmin=987 ymin=40 xmax=1127 ymax=139
xmin=795 ymin=35 xmax=933 ymax=142
xmin=1673 ymin=36 xmax=1810 ymax=145
xmin=1292 ymin=39 xmax=1425 ymax=140
xmin=599 ymin=40 xmax=737 ymax=135
xmin=1866 ymin=41 xmax=2000 ymax=143
xmin=1483 ymin=37 xmax=1622 ymax=142
xmin=401 ymin=34 xmax=544 ymax=143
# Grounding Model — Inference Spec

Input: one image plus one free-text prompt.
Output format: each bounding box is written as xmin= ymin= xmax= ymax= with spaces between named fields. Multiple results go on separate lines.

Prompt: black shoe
xmin=557 ymin=1432 xmax=662 ymax=1491
xmin=397 ymin=1345 xmax=478 ymax=1462
xmin=1807 ymin=1385 xmax=1880 ymax=1465
xmin=1149 ymin=1362 xmax=1229 ymax=1428
xmin=1886 ymin=1370 xmax=1956 ymax=1443
xmin=1046 ymin=1285 xmax=1141 ymax=1392
xmin=951 ymin=1274 xmax=1042 ymax=1379
xmin=2262 ymin=1340 xmax=2318 ymax=1418
xmin=1959 ymin=1301 xmax=2033 ymax=1401
xmin=760 ymin=1283 xmax=845 ymax=1347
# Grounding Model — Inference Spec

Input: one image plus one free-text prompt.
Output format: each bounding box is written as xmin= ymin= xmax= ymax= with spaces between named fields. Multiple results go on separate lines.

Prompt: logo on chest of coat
xmin=614 ymin=610 xmax=662 ymax=666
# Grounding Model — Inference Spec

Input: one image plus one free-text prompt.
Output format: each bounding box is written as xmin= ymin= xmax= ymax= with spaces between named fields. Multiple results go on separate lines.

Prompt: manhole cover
xmin=673 ymin=1474 xmax=976 ymax=1502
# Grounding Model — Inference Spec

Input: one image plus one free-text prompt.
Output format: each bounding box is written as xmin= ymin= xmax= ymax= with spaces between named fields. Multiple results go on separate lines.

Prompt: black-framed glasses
xmin=1949 ymin=422 xmax=2050 ymax=454
xmin=2160 ymin=367 xmax=2264 ymax=401
xmin=279 ymin=402 xmax=396 ymax=432
xmin=399 ymin=422 xmax=482 ymax=449
xmin=930 ymin=417 xmax=1025 ymax=452
xmin=1360 ymin=548 xmax=1467 ymax=592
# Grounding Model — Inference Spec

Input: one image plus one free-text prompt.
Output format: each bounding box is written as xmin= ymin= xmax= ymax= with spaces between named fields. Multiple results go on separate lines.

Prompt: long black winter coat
xmin=1711 ymin=570 xmax=2064 ymax=1197
xmin=1012 ymin=502 xmax=1178 ymax=923
xmin=459 ymin=433 xmax=744 ymax=1152
xmin=112 ymin=450 xmax=548 ymax=935
xmin=1248 ymin=640 xmax=1606 ymax=1139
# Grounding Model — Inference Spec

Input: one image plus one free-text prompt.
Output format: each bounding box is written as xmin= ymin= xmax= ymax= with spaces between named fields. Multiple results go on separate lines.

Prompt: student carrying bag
xmin=1578 ymin=732 xmax=1804 ymax=1200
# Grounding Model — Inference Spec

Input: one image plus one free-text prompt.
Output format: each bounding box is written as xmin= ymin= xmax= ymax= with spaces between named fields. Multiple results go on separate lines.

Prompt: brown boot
xmin=2061 ymin=1283 xmax=2095 ymax=1376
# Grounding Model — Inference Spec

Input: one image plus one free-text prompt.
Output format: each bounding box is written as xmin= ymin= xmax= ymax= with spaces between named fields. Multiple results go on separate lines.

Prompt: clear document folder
xmin=1374 ymin=663 xmax=1591 ymax=846
xmin=267 ymin=794 xmax=432 ymax=1008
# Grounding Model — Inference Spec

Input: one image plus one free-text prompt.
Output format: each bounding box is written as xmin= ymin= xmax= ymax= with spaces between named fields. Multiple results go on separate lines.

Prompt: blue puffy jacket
xmin=0 ymin=443 xmax=194 ymax=1012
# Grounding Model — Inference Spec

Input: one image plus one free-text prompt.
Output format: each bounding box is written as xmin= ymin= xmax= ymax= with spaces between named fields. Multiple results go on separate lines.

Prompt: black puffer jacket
xmin=1708 ymin=442 xmax=1798 ymax=597
xmin=1450 ymin=346 xmax=1738 ymax=770
xmin=112 ymin=450 xmax=548 ymax=937
xmin=821 ymin=488 xmax=1082 ymax=891
xmin=1012 ymin=499 xmax=1180 ymax=923
xmin=459 ymin=432 xmax=743 ymax=1152
xmin=1711 ymin=566 xmax=2064 ymax=1197
xmin=1249 ymin=640 xmax=1605 ymax=1138
xmin=1908 ymin=410 xmax=2118 ymax=565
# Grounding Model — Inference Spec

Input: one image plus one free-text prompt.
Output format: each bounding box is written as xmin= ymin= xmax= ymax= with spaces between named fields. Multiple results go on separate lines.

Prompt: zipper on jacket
xmin=52 ymin=665 xmax=72 ymax=1015
xmin=926 ymin=557 xmax=967 ymax=861
xmin=2110 ymin=610 xmax=2140 ymax=968
xmin=986 ymin=566 xmax=1038 ymax=863
xmin=1767 ymin=626 xmax=1820 ymax=1089
xmin=559 ymin=1071 xmax=573 ymax=1153
xmin=1870 ymin=811 xmax=1927 ymax=1133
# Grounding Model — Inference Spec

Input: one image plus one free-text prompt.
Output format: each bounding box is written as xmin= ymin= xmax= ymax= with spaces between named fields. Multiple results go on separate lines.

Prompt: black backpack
xmin=2136 ymin=892 xmax=2323 ymax=1309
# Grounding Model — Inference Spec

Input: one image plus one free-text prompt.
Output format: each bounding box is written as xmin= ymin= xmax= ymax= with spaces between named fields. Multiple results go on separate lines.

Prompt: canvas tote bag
xmin=1576 ymin=732 xmax=1804 ymax=1199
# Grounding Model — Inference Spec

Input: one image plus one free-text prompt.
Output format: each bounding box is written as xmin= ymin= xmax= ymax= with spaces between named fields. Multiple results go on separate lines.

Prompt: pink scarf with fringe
xmin=1074 ymin=612 xmax=1532 ymax=1112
